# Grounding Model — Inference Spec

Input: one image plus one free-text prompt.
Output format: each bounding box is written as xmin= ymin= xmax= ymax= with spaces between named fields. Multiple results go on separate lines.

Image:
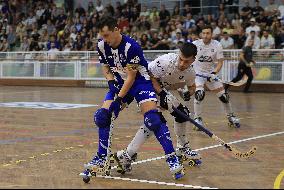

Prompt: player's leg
xmin=243 ymin=67 xmax=254 ymax=93
xmin=84 ymin=92 xmax=114 ymax=170
xmin=193 ymin=75 xmax=207 ymax=129
xmin=209 ymin=82 xmax=240 ymax=128
xmin=140 ymin=100 xmax=184 ymax=179
xmin=170 ymin=103 xmax=202 ymax=166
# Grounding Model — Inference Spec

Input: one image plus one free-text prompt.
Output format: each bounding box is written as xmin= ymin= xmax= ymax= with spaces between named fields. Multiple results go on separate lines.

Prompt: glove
xmin=178 ymin=88 xmax=191 ymax=101
xmin=207 ymin=72 xmax=218 ymax=82
xmin=108 ymin=80 xmax=121 ymax=94
xmin=109 ymin=97 xmax=123 ymax=118
xmin=158 ymin=89 xmax=168 ymax=110
xmin=158 ymin=89 xmax=179 ymax=111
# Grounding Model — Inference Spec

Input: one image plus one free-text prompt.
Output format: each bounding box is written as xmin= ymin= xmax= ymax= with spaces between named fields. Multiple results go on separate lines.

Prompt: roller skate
xmin=166 ymin=153 xmax=185 ymax=180
xmin=227 ymin=113 xmax=240 ymax=128
xmin=176 ymin=147 xmax=202 ymax=167
xmin=80 ymin=153 xmax=114 ymax=183
xmin=114 ymin=149 xmax=137 ymax=174
xmin=192 ymin=117 xmax=204 ymax=131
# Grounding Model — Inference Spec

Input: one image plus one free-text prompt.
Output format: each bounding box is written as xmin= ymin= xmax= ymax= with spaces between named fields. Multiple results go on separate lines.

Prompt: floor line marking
xmin=99 ymin=175 xmax=218 ymax=189
xmin=129 ymin=131 xmax=284 ymax=166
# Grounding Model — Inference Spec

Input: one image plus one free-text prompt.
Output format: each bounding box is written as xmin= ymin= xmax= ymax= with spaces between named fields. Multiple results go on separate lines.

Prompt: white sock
xmin=217 ymin=91 xmax=233 ymax=115
xmin=194 ymin=98 xmax=202 ymax=118
xmin=126 ymin=125 xmax=153 ymax=157
xmin=174 ymin=121 xmax=189 ymax=148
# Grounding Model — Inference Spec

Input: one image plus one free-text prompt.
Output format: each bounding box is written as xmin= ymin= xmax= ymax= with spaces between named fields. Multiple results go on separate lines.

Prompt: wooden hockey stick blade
xmin=220 ymin=79 xmax=247 ymax=87
xmin=230 ymin=146 xmax=257 ymax=159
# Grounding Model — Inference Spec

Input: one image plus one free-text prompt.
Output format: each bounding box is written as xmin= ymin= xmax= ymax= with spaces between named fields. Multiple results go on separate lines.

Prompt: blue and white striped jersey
xmin=97 ymin=34 xmax=150 ymax=85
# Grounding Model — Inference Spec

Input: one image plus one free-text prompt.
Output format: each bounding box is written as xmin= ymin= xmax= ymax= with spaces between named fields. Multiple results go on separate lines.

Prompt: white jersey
xmin=192 ymin=39 xmax=224 ymax=74
xmin=148 ymin=53 xmax=195 ymax=89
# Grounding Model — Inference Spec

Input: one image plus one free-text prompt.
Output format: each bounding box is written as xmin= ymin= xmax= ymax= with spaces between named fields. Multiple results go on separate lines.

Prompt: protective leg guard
xmin=94 ymin=108 xmax=112 ymax=155
xmin=144 ymin=110 xmax=175 ymax=155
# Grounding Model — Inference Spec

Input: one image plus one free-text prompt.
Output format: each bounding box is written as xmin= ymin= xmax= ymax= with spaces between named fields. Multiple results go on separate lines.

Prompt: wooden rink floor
xmin=0 ymin=86 xmax=283 ymax=189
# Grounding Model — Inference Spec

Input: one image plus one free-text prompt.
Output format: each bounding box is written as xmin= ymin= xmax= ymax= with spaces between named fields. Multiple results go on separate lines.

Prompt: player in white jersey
xmin=114 ymin=43 xmax=202 ymax=173
xmin=192 ymin=26 xmax=240 ymax=128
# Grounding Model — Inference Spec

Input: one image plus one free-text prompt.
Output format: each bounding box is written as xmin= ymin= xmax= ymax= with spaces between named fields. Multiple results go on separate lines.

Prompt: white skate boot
xmin=114 ymin=149 xmax=137 ymax=174
xmin=176 ymin=146 xmax=202 ymax=166
xmin=227 ymin=113 xmax=240 ymax=128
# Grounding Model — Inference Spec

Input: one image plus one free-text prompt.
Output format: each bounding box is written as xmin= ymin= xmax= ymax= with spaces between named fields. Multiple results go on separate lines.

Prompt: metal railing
xmin=0 ymin=49 xmax=283 ymax=85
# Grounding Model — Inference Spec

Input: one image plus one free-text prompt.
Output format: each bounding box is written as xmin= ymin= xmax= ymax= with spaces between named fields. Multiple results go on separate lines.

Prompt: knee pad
xmin=94 ymin=108 xmax=111 ymax=128
xmin=219 ymin=93 xmax=230 ymax=103
xmin=195 ymin=90 xmax=205 ymax=101
xmin=171 ymin=104 xmax=190 ymax=123
xmin=144 ymin=110 xmax=163 ymax=132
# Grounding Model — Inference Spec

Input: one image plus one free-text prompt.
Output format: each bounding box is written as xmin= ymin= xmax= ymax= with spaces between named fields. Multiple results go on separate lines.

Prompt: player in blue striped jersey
xmin=84 ymin=16 xmax=184 ymax=179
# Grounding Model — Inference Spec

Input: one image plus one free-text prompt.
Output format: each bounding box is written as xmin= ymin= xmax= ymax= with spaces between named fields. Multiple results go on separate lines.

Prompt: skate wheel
xmin=117 ymin=167 xmax=125 ymax=174
xmin=174 ymin=171 xmax=185 ymax=180
xmin=228 ymin=123 xmax=233 ymax=128
xmin=90 ymin=171 xmax=96 ymax=176
xmin=83 ymin=176 xmax=90 ymax=183
xmin=235 ymin=123 xmax=241 ymax=128
xmin=194 ymin=159 xmax=202 ymax=166
xmin=105 ymin=170 xmax=111 ymax=176
xmin=188 ymin=160 xmax=195 ymax=167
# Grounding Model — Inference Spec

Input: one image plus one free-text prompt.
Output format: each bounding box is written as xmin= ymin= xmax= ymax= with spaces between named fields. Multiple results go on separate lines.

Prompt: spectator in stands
xmin=278 ymin=0 xmax=284 ymax=19
xmin=172 ymin=31 xmax=184 ymax=49
xmin=0 ymin=38 xmax=9 ymax=51
xmin=172 ymin=5 xmax=180 ymax=19
xmin=222 ymin=21 xmax=234 ymax=36
xmin=137 ymin=15 xmax=151 ymax=31
xmin=75 ymin=3 xmax=85 ymax=17
xmin=260 ymin=30 xmax=275 ymax=49
xmin=87 ymin=1 xmax=95 ymax=15
xmin=265 ymin=0 xmax=278 ymax=18
xmin=46 ymin=19 xmax=56 ymax=36
xmin=16 ymin=22 xmax=26 ymax=42
xmin=159 ymin=4 xmax=170 ymax=28
xmin=149 ymin=6 xmax=159 ymax=23
xmin=139 ymin=33 xmax=150 ymax=50
xmin=220 ymin=32 xmax=234 ymax=49
xmin=183 ymin=13 xmax=195 ymax=30
xmin=245 ymin=30 xmax=260 ymax=49
xmin=140 ymin=5 xmax=149 ymax=18
xmin=252 ymin=0 xmax=264 ymax=19
xmin=240 ymin=0 xmax=252 ymax=21
xmin=245 ymin=18 xmax=260 ymax=36
xmin=212 ymin=21 xmax=221 ymax=40
xmin=20 ymin=35 xmax=30 ymax=51
xmin=182 ymin=4 xmax=192 ymax=17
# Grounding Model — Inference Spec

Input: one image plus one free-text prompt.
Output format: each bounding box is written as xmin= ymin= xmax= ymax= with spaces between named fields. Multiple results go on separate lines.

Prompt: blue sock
xmin=97 ymin=127 xmax=110 ymax=156
xmin=153 ymin=123 xmax=175 ymax=155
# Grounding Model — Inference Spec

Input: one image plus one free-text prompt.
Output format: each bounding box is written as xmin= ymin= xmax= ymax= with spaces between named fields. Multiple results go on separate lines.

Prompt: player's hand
xmin=108 ymin=80 xmax=121 ymax=94
xmin=109 ymin=97 xmax=122 ymax=118
xmin=207 ymin=72 xmax=218 ymax=82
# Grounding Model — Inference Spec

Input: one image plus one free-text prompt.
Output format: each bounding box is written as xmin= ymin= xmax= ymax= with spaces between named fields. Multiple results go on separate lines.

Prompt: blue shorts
xmin=104 ymin=81 xmax=157 ymax=106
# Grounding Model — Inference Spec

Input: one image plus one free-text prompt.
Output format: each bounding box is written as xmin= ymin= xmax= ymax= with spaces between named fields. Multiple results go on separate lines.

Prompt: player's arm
xmin=240 ymin=51 xmax=249 ymax=65
xmin=102 ymin=65 xmax=115 ymax=81
xmin=214 ymin=57 xmax=224 ymax=74
xmin=150 ymin=73 xmax=163 ymax=94
xmin=117 ymin=65 xmax=137 ymax=98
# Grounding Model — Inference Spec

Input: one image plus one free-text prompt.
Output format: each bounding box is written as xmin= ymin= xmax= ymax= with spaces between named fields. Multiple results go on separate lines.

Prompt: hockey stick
xmin=172 ymin=106 xmax=257 ymax=159
xmin=80 ymin=115 xmax=115 ymax=183
xmin=196 ymin=73 xmax=247 ymax=87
